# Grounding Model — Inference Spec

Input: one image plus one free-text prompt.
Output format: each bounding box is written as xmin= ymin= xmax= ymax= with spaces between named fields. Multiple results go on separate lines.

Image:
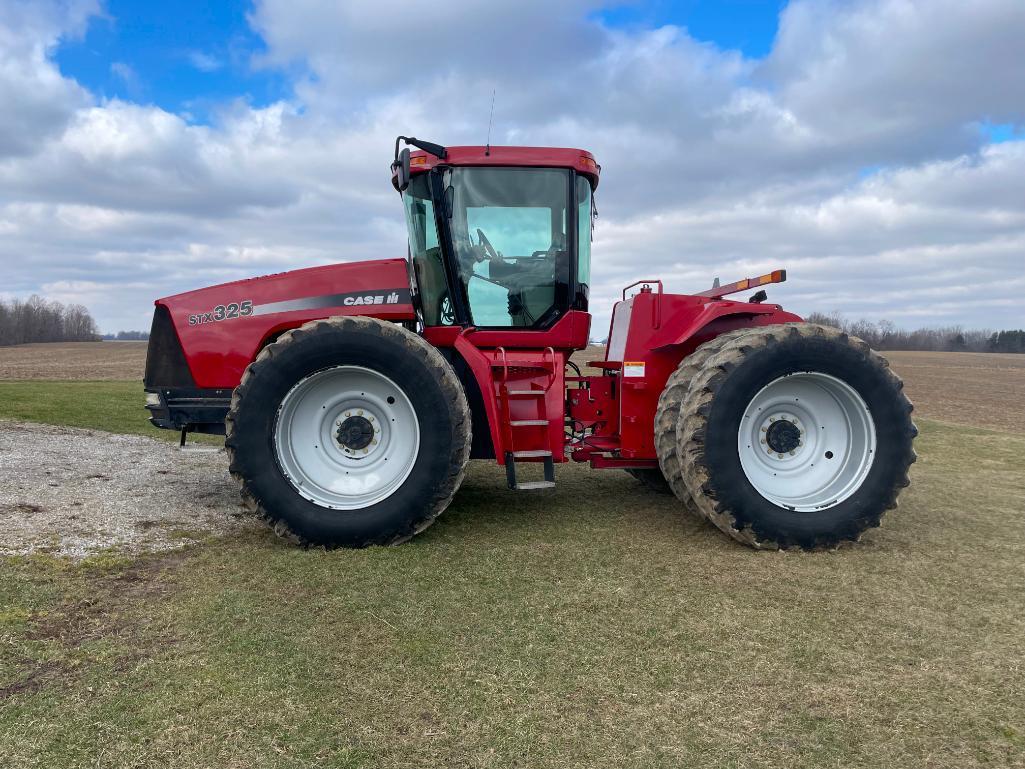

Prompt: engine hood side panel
xmin=155 ymin=259 xmax=415 ymax=388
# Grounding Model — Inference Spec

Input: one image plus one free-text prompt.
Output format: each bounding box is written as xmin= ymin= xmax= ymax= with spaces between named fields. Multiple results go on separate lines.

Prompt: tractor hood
xmin=148 ymin=258 xmax=416 ymax=389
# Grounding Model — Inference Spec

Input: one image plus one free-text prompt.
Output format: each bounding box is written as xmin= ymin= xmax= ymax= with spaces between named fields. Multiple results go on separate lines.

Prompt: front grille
xmin=143 ymin=304 xmax=196 ymax=388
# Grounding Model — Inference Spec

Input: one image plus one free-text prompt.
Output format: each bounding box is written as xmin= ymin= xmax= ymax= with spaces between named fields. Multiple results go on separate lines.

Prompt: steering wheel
xmin=476 ymin=228 xmax=501 ymax=262
xmin=438 ymin=292 xmax=456 ymax=325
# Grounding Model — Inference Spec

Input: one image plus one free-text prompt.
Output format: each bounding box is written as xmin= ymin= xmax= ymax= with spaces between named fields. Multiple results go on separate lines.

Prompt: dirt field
xmin=1 ymin=341 xmax=1023 ymax=431
xmin=0 ymin=341 xmax=148 ymax=380
xmin=882 ymin=350 xmax=1025 ymax=433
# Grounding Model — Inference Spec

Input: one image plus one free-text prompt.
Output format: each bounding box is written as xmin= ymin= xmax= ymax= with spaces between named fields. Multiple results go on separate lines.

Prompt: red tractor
xmin=144 ymin=137 xmax=916 ymax=550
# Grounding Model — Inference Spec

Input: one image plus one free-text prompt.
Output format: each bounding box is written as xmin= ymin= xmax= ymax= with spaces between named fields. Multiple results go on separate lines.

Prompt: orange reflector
xmin=410 ymin=155 xmax=428 ymax=166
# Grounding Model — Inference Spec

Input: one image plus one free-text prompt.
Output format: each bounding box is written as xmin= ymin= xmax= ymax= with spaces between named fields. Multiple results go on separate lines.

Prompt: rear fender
xmin=654 ymin=302 xmax=784 ymax=350
xmin=605 ymin=291 xmax=802 ymax=460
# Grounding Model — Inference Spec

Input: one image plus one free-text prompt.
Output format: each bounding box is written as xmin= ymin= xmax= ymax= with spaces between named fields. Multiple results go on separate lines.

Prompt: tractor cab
xmin=393 ymin=138 xmax=599 ymax=330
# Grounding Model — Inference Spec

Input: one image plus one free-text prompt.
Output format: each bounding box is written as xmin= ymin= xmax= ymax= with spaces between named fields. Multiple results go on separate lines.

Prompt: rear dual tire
xmin=226 ymin=316 xmax=470 ymax=548
xmin=656 ymin=323 xmax=916 ymax=550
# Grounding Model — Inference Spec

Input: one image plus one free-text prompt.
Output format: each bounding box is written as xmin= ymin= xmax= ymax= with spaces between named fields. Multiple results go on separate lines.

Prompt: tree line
xmin=101 ymin=330 xmax=149 ymax=341
xmin=806 ymin=312 xmax=1025 ymax=353
xmin=0 ymin=295 xmax=100 ymax=346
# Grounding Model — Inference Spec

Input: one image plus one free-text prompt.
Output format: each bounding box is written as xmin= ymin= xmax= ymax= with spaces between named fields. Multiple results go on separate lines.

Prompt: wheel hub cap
xmin=337 ymin=415 xmax=374 ymax=450
xmin=765 ymin=418 xmax=802 ymax=454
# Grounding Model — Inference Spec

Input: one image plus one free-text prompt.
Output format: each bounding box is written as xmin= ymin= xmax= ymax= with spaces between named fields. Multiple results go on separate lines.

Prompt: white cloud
xmin=0 ymin=0 xmax=95 ymax=158
xmin=187 ymin=50 xmax=221 ymax=72
xmin=109 ymin=60 xmax=138 ymax=87
xmin=0 ymin=0 xmax=1024 ymax=334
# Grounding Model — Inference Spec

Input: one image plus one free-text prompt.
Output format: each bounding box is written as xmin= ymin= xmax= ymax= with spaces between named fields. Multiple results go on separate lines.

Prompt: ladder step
xmin=506 ymin=389 xmax=546 ymax=397
xmin=509 ymin=419 xmax=548 ymax=426
xmin=505 ymin=450 xmax=556 ymax=490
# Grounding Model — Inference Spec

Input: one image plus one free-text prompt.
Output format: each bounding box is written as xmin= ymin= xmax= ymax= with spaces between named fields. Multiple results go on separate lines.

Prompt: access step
xmin=505 ymin=450 xmax=556 ymax=491
xmin=512 ymin=481 xmax=556 ymax=490
xmin=509 ymin=419 xmax=548 ymax=426
xmin=506 ymin=389 xmax=547 ymax=397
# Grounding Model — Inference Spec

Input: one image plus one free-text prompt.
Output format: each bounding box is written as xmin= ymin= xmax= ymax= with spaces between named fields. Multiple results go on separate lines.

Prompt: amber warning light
xmin=696 ymin=270 xmax=787 ymax=300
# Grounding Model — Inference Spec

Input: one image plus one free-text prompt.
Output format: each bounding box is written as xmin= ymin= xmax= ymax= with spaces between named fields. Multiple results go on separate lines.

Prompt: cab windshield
xmin=445 ymin=166 xmax=572 ymax=327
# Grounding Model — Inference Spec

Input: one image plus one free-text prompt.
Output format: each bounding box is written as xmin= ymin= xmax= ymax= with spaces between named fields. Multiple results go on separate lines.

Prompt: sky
xmin=1 ymin=0 xmax=1024 ymax=336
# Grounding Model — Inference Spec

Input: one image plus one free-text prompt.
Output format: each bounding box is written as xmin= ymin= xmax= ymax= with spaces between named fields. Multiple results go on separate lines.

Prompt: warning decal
xmin=623 ymin=361 xmax=645 ymax=378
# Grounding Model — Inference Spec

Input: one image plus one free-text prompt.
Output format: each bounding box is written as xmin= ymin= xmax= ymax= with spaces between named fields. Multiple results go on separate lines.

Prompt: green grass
xmin=0 ymin=380 xmax=219 ymax=443
xmin=2 ymin=382 xmax=1025 ymax=768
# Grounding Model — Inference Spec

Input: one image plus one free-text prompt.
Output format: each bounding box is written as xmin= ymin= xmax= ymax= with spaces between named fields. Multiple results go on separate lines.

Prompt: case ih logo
xmin=342 ymin=292 xmax=403 ymax=306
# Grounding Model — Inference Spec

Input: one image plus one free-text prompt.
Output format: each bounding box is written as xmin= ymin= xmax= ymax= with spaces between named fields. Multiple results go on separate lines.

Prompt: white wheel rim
xmin=737 ymin=372 xmax=876 ymax=511
xmin=273 ymin=366 xmax=420 ymax=510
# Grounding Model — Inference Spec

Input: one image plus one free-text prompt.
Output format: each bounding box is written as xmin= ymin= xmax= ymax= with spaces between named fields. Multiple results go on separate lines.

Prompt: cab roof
xmin=400 ymin=145 xmax=600 ymax=189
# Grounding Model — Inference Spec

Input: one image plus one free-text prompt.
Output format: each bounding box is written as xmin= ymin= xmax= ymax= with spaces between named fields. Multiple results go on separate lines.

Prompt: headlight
xmin=145 ymin=392 xmax=162 ymax=408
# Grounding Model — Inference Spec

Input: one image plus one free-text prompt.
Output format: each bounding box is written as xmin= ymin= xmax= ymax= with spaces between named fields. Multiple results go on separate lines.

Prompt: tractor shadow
xmin=424 ymin=458 xmax=721 ymax=548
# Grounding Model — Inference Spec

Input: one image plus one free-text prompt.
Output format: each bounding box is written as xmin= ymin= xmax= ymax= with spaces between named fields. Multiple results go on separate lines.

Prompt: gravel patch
xmin=0 ymin=420 xmax=259 ymax=558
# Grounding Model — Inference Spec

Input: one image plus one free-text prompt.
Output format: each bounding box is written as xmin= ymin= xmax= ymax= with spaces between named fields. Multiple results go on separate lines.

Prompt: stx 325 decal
xmin=189 ymin=300 xmax=253 ymax=326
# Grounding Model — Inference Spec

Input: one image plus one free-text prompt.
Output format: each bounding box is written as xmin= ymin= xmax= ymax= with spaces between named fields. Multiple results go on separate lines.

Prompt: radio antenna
xmin=485 ymin=89 xmax=495 ymax=156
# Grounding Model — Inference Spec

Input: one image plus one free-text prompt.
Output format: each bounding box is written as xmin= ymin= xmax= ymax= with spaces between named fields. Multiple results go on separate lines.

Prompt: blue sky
xmin=594 ymin=0 xmax=785 ymax=56
xmin=55 ymin=1 xmax=289 ymax=122
xmin=56 ymin=1 xmax=785 ymax=122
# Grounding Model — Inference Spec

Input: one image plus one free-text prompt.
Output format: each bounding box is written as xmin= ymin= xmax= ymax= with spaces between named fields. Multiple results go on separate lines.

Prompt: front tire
xmin=667 ymin=323 xmax=916 ymax=550
xmin=225 ymin=316 xmax=471 ymax=548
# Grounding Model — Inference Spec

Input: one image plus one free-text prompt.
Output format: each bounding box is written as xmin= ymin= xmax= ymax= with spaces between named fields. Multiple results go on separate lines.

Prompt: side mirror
xmin=393 ymin=148 xmax=411 ymax=192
